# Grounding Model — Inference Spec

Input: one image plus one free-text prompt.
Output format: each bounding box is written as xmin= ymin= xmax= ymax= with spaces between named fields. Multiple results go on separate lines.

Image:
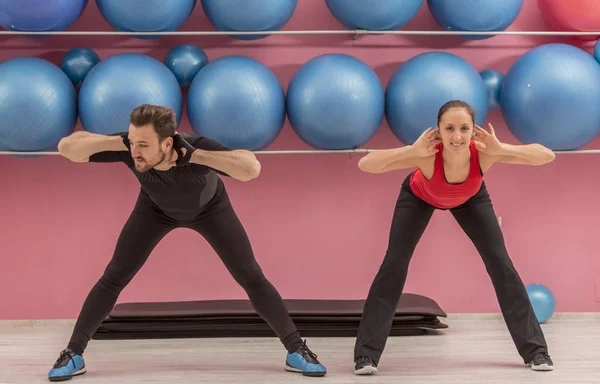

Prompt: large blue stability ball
xmin=0 ymin=57 xmax=77 ymax=151
xmin=201 ymin=0 xmax=297 ymax=40
xmin=187 ymin=56 xmax=285 ymax=150
xmin=286 ymin=54 xmax=385 ymax=150
xmin=525 ymin=283 xmax=556 ymax=324
xmin=427 ymin=0 xmax=523 ymax=40
xmin=0 ymin=0 xmax=87 ymax=32
xmin=96 ymin=0 xmax=196 ymax=38
xmin=164 ymin=44 xmax=209 ymax=87
xmin=386 ymin=52 xmax=488 ymax=144
xmin=501 ymin=43 xmax=600 ymax=150
xmin=325 ymin=0 xmax=423 ymax=30
xmin=79 ymin=53 xmax=182 ymax=135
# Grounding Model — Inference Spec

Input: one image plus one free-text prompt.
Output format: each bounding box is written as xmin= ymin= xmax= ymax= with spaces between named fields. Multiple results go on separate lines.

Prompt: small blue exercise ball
xmin=480 ymin=69 xmax=504 ymax=110
xmin=427 ymin=0 xmax=523 ymax=40
xmin=61 ymin=48 xmax=100 ymax=87
xmin=593 ymin=38 xmax=600 ymax=64
xmin=164 ymin=44 xmax=208 ymax=87
xmin=201 ymin=0 xmax=297 ymax=40
xmin=0 ymin=57 xmax=77 ymax=151
xmin=187 ymin=56 xmax=285 ymax=150
xmin=79 ymin=53 xmax=182 ymax=135
xmin=96 ymin=0 xmax=196 ymax=39
xmin=286 ymin=54 xmax=385 ymax=150
xmin=501 ymin=43 xmax=600 ymax=150
xmin=0 ymin=0 xmax=87 ymax=32
xmin=386 ymin=51 xmax=488 ymax=144
xmin=525 ymin=283 xmax=556 ymax=324
xmin=325 ymin=0 xmax=423 ymax=30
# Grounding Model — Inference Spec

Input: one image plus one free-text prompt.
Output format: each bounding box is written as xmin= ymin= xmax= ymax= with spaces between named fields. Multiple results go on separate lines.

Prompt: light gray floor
xmin=1 ymin=314 xmax=598 ymax=383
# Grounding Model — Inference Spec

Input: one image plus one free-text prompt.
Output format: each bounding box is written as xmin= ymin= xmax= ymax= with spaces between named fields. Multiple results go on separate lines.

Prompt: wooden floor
xmin=1 ymin=314 xmax=599 ymax=383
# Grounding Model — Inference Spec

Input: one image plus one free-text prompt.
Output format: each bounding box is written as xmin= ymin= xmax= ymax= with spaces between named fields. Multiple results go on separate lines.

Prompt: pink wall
xmin=1 ymin=0 xmax=599 ymax=320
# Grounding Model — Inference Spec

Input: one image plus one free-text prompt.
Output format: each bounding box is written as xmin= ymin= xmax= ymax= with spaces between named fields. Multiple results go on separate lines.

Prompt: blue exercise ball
xmin=61 ymin=47 xmax=100 ymax=87
xmin=79 ymin=53 xmax=182 ymax=135
xmin=594 ymin=39 xmax=600 ymax=63
xmin=0 ymin=0 xmax=87 ymax=32
xmin=164 ymin=44 xmax=208 ymax=87
xmin=201 ymin=0 xmax=297 ymax=40
xmin=0 ymin=57 xmax=77 ymax=151
xmin=427 ymin=0 xmax=523 ymax=40
xmin=525 ymin=283 xmax=556 ymax=324
xmin=286 ymin=54 xmax=384 ymax=150
xmin=501 ymin=43 xmax=600 ymax=150
xmin=96 ymin=0 xmax=196 ymax=39
xmin=325 ymin=0 xmax=423 ymax=30
xmin=386 ymin=52 xmax=488 ymax=144
xmin=187 ymin=56 xmax=285 ymax=150
xmin=480 ymin=69 xmax=504 ymax=110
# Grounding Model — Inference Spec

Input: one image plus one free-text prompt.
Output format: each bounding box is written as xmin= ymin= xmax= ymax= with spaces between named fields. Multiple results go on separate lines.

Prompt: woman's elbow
xmin=539 ymin=146 xmax=556 ymax=165
xmin=358 ymin=156 xmax=381 ymax=173
xmin=358 ymin=156 xmax=370 ymax=172
xmin=57 ymin=138 xmax=78 ymax=161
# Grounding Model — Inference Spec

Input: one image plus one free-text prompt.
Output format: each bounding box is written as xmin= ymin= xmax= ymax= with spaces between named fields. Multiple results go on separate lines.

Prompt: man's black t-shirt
xmin=89 ymin=132 xmax=231 ymax=221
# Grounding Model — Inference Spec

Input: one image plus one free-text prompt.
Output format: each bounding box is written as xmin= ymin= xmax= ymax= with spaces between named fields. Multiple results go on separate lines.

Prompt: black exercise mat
xmin=97 ymin=319 xmax=447 ymax=333
xmin=108 ymin=293 xmax=446 ymax=319
xmin=93 ymin=327 xmax=430 ymax=339
xmin=99 ymin=314 xmax=435 ymax=324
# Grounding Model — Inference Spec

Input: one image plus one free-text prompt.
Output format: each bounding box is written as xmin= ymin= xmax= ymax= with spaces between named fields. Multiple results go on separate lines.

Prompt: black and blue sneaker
xmin=285 ymin=340 xmax=326 ymax=377
xmin=48 ymin=348 xmax=86 ymax=381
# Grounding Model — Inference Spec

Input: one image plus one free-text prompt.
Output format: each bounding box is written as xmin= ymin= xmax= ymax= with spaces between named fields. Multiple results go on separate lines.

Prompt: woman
xmin=353 ymin=100 xmax=555 ymax=375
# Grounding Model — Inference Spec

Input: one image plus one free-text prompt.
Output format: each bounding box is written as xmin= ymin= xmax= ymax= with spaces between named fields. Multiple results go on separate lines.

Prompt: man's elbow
xmin=58 ymin=137 xmax=70 ymax=155
xmin=231 ymin=158 xmax=261 ymax=182
xmin=243 ymin=160 xmax=261 ymax=181
xmin=57 ymin=137 xmax=86 ymax=162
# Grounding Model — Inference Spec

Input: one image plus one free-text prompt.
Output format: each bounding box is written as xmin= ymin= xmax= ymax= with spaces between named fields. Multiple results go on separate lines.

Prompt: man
xmin=48 ymin=104 xmax=326 ymax=381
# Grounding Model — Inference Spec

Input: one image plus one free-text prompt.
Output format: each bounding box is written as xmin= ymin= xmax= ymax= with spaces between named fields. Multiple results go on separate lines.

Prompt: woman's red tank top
xmin=409 ymin=141 xmax=483 ymax=209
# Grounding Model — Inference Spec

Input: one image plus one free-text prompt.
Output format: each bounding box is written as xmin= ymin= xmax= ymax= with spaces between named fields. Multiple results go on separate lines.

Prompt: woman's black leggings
xmin=67 ymin=189 xmax=301 ymax=355
xmin=354 ymin=174 xmax=548 ymax=366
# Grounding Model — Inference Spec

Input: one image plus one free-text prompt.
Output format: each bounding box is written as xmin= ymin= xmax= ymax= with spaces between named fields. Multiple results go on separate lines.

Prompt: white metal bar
xmin=1 ymin=149 xmax=600 ymax=156
xmin=1 ymin=29 xmax=600 ymax=36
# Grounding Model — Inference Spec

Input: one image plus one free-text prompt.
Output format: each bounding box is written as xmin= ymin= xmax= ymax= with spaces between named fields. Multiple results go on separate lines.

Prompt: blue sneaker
xmin=48 ymin=348 xmax=86 ymax=381
xmin=285 ymin=340 xmax=326 ymax=377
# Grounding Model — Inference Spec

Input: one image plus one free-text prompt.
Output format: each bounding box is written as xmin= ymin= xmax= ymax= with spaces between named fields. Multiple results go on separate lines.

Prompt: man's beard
xmin=134 ymin=150 xmax=166 ymax=173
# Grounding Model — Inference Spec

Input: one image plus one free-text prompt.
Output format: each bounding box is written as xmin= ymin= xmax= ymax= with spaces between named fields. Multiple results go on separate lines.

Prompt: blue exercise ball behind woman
xmin=480 ymin=69 xmax=504 ymax=110
xmin=501 ymin=43 xmax=600 ymax=150
xmin=79 ymin=53 xmax=183 ymax=135
xmin=0 ymin=57 xmax=77 ymax=151
xmin=187 ymin=55 xmax=285 ymax=150
xmin=525 ymin=283 xmax=556 ymax=324
xmin=386 ymin=51 xmax=488 ymax=144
